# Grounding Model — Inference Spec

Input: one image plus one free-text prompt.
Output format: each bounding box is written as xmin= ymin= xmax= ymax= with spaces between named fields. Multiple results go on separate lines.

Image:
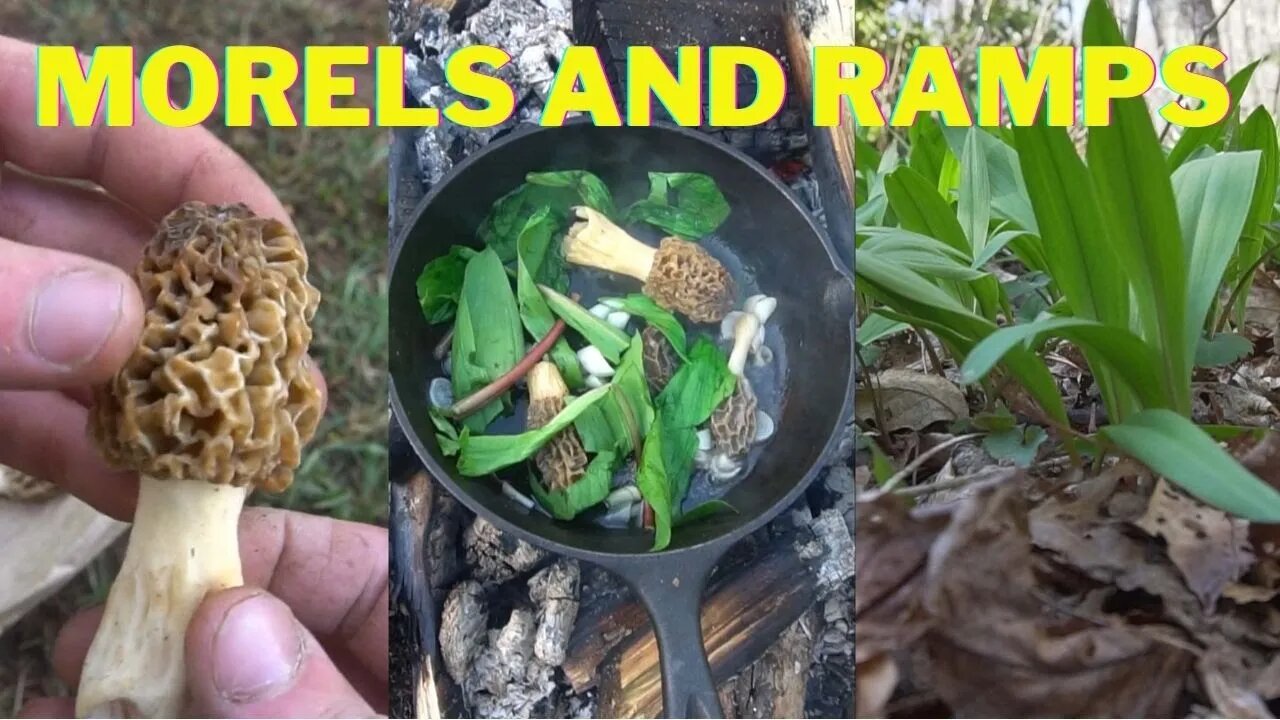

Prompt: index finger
xmin=239 ymin=508 xmax=389 ymax=684
xmin=0 ymin=36 xmax=293 ymax=228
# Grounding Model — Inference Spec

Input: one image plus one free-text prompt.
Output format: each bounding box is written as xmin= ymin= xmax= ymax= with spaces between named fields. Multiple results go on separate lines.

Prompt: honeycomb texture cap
xmin=90 ymin=202 xmax=322 ymax=493
xmin=643 ymin=237 xmax=735 ymax=323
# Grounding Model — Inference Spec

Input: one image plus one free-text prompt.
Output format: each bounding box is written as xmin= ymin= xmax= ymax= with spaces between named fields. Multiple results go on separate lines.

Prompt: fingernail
xmin=27 ymin=269 xmax=124 ymax=368
xmin=212 ymin=593 xmax=304 ymax=704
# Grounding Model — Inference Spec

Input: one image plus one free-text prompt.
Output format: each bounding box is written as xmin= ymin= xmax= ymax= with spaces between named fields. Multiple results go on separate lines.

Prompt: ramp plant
xmin=855 ymin=0 xmax=1280 ymax=521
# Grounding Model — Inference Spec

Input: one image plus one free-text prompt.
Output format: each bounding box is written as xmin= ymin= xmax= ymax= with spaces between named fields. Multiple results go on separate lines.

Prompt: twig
xmin=921 ymin=330 xmax=947 ymax=377
xmin=856 ymin=349 xmax=890 ymax=434
xmin=879 ymin=433 xmax=982 ymax=493
xmin=433 ymin=327 xmax=455 ymax=360
xmin=891 ymin=465 xmax=1010 ymax=498
xmin=444 ymin=319 xmax=566 ymax=419
xmin=1158 ymin=0 xmax=1241 ymax=142
xmin=891 ymin=453 xmax=1074 ymax=498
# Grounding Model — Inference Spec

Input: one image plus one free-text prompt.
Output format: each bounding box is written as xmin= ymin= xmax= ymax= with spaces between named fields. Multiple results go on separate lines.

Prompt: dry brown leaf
xmin=1192 ymin=382 xmax=1278 ymax=427
xmin=1222 ymin=582 xmax=1280 ymax=604
xmin=1201 ymin=669 xmax=1274 ymax=719
xmin=1135 ymin=480 xmax=1254 ymax=609
xmin=1244 ymin=272 xmax=1280 ymax=338
xmin=855 ymin=369 xmax=968 ymax=432
xmin=1199 ymin=641 xmax=1280 ymax=718
xmin=857 ymin=479 xmax=1192 ymax=718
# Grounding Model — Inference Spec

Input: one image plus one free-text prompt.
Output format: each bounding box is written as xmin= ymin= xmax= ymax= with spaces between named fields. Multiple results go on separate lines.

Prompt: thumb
xmin=185 ymin=587 xmax=380 ymax=719
xmin=0 ymin=238 xmax=144 ymax=389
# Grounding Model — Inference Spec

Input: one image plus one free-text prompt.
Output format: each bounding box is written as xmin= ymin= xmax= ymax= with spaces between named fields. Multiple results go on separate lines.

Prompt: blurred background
xmin=0 ymin=0 xmax=388 ymax=711
xmin=858 ymin=0 xmax=1279 ymax=122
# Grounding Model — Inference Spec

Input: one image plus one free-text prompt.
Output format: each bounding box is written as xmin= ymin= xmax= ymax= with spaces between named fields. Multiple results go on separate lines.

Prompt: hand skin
xmin=17 ymin=508 xmax=390 ymax=718
xmin=0 ymin=34 xmax=385 ymax=717
xmin=0 ymin=34 xmax=323 ymax=519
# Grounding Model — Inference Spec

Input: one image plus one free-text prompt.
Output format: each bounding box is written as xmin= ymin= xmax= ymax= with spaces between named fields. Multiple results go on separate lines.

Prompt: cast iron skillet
xmin=389 ymin=119 xmax=854 ymax=718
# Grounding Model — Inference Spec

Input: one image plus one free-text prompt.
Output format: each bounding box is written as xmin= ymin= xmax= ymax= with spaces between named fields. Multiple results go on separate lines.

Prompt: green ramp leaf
xmin=452 ymin=248 xmax=525 ymax=432
xmin=457 ymin=385 xmax=612 ymax=475
xmin=624 ymin=172 xmax=730 ymax=239
xmin=530 ymin=451 xmax=617 ymax=520
xmin=959 ymin=316 xmax=1169 ymax=410
xmin=516 ymin=210 xmax=584 ymax=387
xmin=540 ymin=284 xmax=631 ymax=362
xmin=1174 ymin=150 xmax=1261 ymax=356
xmin=1102 ymin=409 xmax=1280 ymax=522
xmin=415 ymin=245 xmax=477 ymax=324
xmin=602 ymin=294 xmax=688 ymax=358
xmin=1167 ymin=61 xmax=1260 ymax=171
xmin=1084 ymin=0 xmax=1189 ymax=412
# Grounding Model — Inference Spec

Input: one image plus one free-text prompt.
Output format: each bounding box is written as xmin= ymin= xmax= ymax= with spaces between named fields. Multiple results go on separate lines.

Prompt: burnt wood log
xmin=781 ymin=0 xmax=854 ymax=269
xmin=589 ymin=533 xmax=825 ymax=718
xmin=719 ymin=606 xmax=816 ymax=718
xmin=390 ymin=471 xmax=469 ymax=718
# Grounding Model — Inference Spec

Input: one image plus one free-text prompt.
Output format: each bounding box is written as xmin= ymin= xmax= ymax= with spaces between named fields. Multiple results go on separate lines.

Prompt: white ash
xmin=825 ymin=463 xmax=855 ymax=516
xmin=818 ymin=589 xmax=854 ymax=658
xmin=388 ymin=0 xmax=434 ymax=45
xmin=810 ymin=509 xmax=854 ymax=587
xmin=440 ymin=580 xmax=488 ymax=684
xmin=405 ymin=0 xmax=573 ymax=187
xmin=464 ymin=516 xmax=547 ymax=586
xmin=467 ymin=607 xmax=557 ymax=718
xmin=527 ymin=560 xmax=580 ymax=666
xmin=567 ymin=692 xmax=596 ymax=719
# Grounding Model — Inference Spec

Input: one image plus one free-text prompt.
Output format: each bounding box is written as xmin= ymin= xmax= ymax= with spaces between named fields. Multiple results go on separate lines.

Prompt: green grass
xmin=0 ymin=0 xmax=388 ymax=709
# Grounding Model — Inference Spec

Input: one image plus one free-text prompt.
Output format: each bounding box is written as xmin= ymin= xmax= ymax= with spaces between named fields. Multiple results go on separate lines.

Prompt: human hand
xmin=0 ymin=35 xmax=323 ymax=518
xmin=17 ymin=508 xmax=389 ymax=718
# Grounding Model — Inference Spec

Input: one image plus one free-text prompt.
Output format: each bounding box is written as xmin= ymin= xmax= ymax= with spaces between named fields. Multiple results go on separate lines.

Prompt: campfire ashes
xmin=390 ymin=0 xmax=855 ymax=716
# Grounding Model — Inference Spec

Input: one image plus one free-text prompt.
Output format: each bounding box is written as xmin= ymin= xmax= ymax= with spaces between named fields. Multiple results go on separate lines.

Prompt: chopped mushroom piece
xmin=79 ymin=202 xmax=322 ymax=718
xmin=641 ymin=325 xmax=680 ymax=394
xmin=527 ymin=362 xmax=589 ymax=492
xmin=563 ymin=207 xmax=735 ymax=322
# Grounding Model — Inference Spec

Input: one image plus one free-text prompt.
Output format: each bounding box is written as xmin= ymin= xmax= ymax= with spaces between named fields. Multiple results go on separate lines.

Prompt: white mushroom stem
xmin=563 ymin=207 xmax=656 ymax=281
xmin=77 ymin=478 xmax=247 ymax=719
xmin=727 ymin=311 xmax=762 ymax=377
xmin=744 ymin=295 xmax=777 ymax=324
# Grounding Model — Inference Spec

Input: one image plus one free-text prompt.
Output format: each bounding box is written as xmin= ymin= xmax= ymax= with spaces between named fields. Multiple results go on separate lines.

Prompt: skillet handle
xmin=628 ymin=562 xmax=724 ymax=719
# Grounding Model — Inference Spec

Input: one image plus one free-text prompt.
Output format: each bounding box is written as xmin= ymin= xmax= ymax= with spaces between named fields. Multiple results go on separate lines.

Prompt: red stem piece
xmin=446 ymin=319 xmax=567 ymax=419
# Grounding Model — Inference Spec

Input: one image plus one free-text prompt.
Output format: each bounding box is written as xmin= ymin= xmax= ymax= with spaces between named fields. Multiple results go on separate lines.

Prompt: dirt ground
xmin=0 ymin=0 xmax=389 ymax=712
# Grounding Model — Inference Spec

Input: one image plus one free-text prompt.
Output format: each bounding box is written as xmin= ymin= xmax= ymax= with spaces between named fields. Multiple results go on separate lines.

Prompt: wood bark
xmin=718 ymin=607 xmax=816 ymax=719
xmin=591 ymin=538 xmax=823 ymax=718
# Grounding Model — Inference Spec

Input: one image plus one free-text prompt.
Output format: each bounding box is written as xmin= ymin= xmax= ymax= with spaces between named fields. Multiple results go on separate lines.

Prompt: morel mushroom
xmin=527 ymin=362 xmax=589 ymax=491
xmin=641 ymin=325 xmax=680 ymax=394
xmin=563 ymin=207 xmax=734 ymax=322
xmin=710 ymin=312 xmax=760 ymax=457
xmin=78 ymin=202 xmax=322 ymax=718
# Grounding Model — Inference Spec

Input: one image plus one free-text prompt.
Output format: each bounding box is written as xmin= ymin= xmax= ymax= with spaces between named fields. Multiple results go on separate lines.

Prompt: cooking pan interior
xmin=390 ymin=123 xmax=854 ymax=556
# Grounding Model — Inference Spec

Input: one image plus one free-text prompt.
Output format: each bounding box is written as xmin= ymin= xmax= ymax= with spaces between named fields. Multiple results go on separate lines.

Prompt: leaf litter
xmin=856 ymin=451 xmax=1280 ymax=718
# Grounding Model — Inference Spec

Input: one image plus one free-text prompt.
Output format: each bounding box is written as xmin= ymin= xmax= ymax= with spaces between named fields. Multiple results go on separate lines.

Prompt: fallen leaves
xmin=856 ymin=464 xmax=1280 ymax=719
xmin=855 ymin=369 xmax=969 ymax=432
xmin=1136 ymin=480 xmax=1253 ymax=609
